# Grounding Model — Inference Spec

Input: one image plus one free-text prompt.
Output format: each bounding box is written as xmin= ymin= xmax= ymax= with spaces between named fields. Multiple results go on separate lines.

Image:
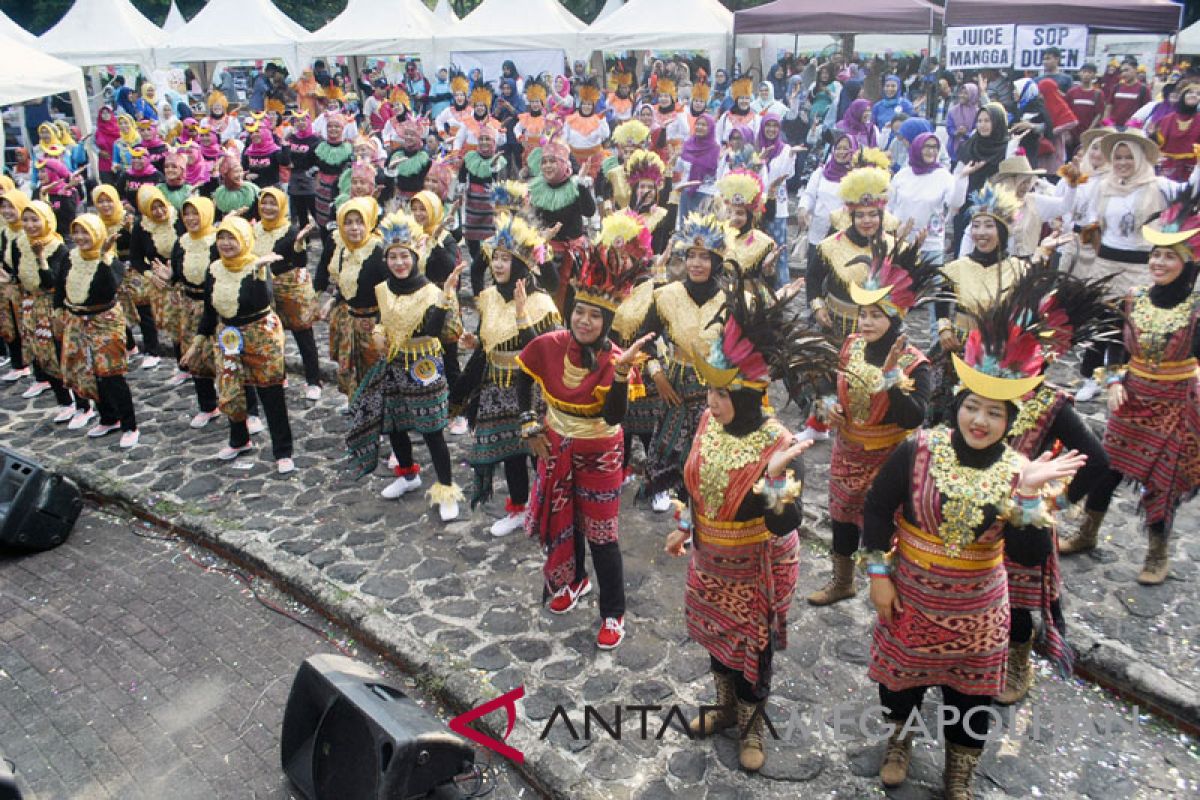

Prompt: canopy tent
xmin=592 ymin=0 xmax=625 ymax=24
xmin=39 ymin=0 xmax=165 ymax=72
xmin=162 ymin=0 xmax=187 ymax=33
xmin=1178 ymin=21 xmax=1200 ymax=54
xmin=438 ymin=0 xmax=586 ymax=61
xmin=155 ymin=0 xmax=310 ymax=76
xmin=756 ymin=32 xmax=933 ymax=64
xmin=433 ymin=0 xmax=458 ymax=24
xmin=733 ymin=0 xmax=940 ymax=36
xmin=943 ymin=0 xmax=1182 ymax=33
xmin=0 ymin=10 xmax=35 ymax=45
xmin=583 ymin=0 xmax=733 ymax=70
xmin=0 ymin=33 xmax=92 ymax=173
xmin=300 ymin=0 xmax=438 ymax=66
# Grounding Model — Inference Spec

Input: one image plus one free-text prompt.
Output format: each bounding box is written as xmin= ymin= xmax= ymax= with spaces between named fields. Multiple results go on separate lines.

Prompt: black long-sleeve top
xmin=1036 ymin=400 xmax=1109 ymax=506
xmin=850 ymin=335 xmax=932 ymax=429
xmin=243 ymin=149 xmax=288 ymax=189
xmin=11 ymin=240 xmax=68 ymax=292
xmin=450 ymin=284 xmax=557 ymax=408
xmin=722 ymin=423 xmax=805 ymax=536
xmin=197 ymin=266 xmax=274 ymax=336
xmin=170 ymin=239 xmax=219 ymax=296
xmin=54 ymin=255 xmax=126 ymax=311
xmin=129 ymin=219 xmax=181 ymax=274
xmin=285 ymin=133 xmax=321 ymax=196
xmin=257 ymin=225 xmax=306 ymax=275
xmin=424 ymin=239 xmax=458 ymax=288
xmin=328 ymin=246 xmax=389 ymax=310
xmin=531 ymin=181 xmax=597 ymax=241
xmin=115 ymin=169 xmax=165 ymax=207
xmin=805 ymin=225 xmax=874 ymax=305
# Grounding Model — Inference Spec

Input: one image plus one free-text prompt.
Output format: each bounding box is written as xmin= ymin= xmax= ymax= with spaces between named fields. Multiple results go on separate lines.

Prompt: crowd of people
xmin=2 ymin=47 xmax=1199 ymax=797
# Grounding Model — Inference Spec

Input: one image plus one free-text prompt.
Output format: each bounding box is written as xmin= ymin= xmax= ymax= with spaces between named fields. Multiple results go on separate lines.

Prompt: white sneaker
xmin=448 ymin=416 xmax=469 ymax=435
xmin=53 ymin=405 xmax=76 ymax=423
xmin=305 ymin=384 xmax=322 ymax=401
xmin=795 ymin=426 xmax=830 ymax=443
xmin=439 ymin=500 xmax=460 ymax=522
xmin=67 ymin=407 xmax=96 ymax=430
xmin=490 ymin=511 xmax=527 ymax=537
xmin=217 ymin=443 xmax=254 ymax=461
xmin=87 ymin=422 xmax=121 ymax=438
xmin=651 ymin=491 xmax=672 ymax=513
xmin=0 ymin=355 xmax=8 ymax=369
xmin=387 ymin=452 xmax=399 ymax=469
xmin=381 ymin=474 xmax=422 ymax=499
xmin=246 ymin=415 xmax=265 ymax=435
xmin=119 ymin=429 xmax=140 ymax=449
xmin=21 ymin=381 xmax=51 ymax=399
xmin=1075 ymin=378 xmax=1101 ymax=403
xmin=190 ymin=409 xmax=222 ymax=428
xmin=167 ymin=370 xmax=190 ymax=387
xmin=141 ymin=355 xmax=161 ymax=369
xmin=2 ymin=366 xmax=30 ymax=382
xmin=277 ymin=457 xmax=296 ymax=474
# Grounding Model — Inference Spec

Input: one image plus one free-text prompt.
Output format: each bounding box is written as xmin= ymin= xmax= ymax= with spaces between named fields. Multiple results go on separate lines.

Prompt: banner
xmin=945 ymin=25 xmax=1015 ymax=70
xmin=1014 ymin=25 xmax=1088 ymax=71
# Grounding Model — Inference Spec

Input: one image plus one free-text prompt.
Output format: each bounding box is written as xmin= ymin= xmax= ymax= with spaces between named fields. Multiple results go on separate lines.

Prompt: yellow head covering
xmin=1 ymin=190 xmax=30 ymax=233
xmin=336 ymin=196 xmax=381 ymax=252
xmin=71 ymin=214 xmax=108 ymax=260
xmin=0 ymin=175 xmax=14 ymax=193
xmin=408 ymin=190 xmax=444 ymax=236
xmin=117 ymin=114 xmax=141 ymax=145
xmin=182 ymin=196 xmax=216 ymax=239
xmin=37 ymin=123 xmax=59 ymax=145
xmin=91 ymin=185 xmax=125 ymax=228
xmin=258 ymin=187 xmax=290 ymax=232
xmin=54 ymin=120 xmax=76 ymax=147
xmin=136 ymin=185 xmax=174 ymax=221
xmin=216 ymin=216 xmax=256 ymax=272
xmin=23 ymin=200 xmax=62 ymax=249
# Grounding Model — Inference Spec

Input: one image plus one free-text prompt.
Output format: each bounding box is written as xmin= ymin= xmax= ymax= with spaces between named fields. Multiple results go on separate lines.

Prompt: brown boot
xmin=1137 ymin=530 xmax=1170 ymax=585
xmin=736 ymin=700 xmax=766 ymax=772
xmin=996 ymin=639 xmax=1035 ymax=705
xmin=943 ymin=742 xmax=983 ymax=800
xmin=1058 ymin=509 xmax=1105 ymax=555
xmin=689 ymin=670 xmax=737 ymax=737
xmin=807 ymin=552 xmax=857 ymax=605
xmin=879 ymin=720 xmax=913 ymax=788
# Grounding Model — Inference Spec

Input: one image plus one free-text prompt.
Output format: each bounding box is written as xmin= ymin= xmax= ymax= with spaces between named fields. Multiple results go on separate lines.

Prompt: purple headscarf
xmin=680 ymin=113 xmax=719 ymax=182
xmin=837 ymin=98 xmax=876 ymax=147
xmin=755 ymin=112 xmax=786 ymax=161
xmin=822 ymin=132 xmax=853 ymax=181
xmin=908 ymin=133 xmax=942 ymax=176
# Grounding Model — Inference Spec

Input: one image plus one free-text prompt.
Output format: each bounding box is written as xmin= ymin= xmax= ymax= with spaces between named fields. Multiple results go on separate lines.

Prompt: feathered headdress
xmin=489 ymin=180 xmax=529 ymax=213
xmin=953 ymin=267 xmax=1060 ymax=401
xmin=388 ymin=86 xmax=411 ymax=107
xmin=596 ymin=210 xmax=654 ymax=264
xmin=524 ymin=74 xmax=550 ymax=103
xmin=848 ymin=239 xmax=943 ymax=318
xmin=715 ymin=169 xmax=766 ymax=215
xmin=673 ymin=212 xmax=733 ymax=258
xmin=696 ymin=269 xmax=838 ymax=398
xmin=968 ymin=184 xmax=1022 ymax=231
xmin=449 ymin=68 xmax=470 ymax=96
xmin=656 ymin=77 xmax=677 ymax=99
xmin=609 ymin=64 xmax=634 ymax=90
xmin=378 ymin=211 xmax=427 ymax=258
xmin=625 ymin=149 xmax=665 ymax=187
xmin=574 ymin=219 xmax=650 ymax=312
xmin=1142 ymin=179 xmax=1200 ymax=263
xmin=691 ymin=81 xmax=711 ymax=104
xmin=839 ymin=166 xmax=890 ymax=208
xmin=577 ymin=75 xmax=602 ymax=105
xmin=206 ymin=90 xmax=228 ymax=110
xmin=470 ymin=81 xmax=494 ymax=107
xmin=484 ymin=212 xmax=546 ymax=273
xmin=855 ymin=147 xmax=892 ymax=172
xmin=1037 ymin=267 xmax=1121 ymax=361
xmin=731 ymin=75 xmax=754 ymax=100
xmin=611 ymin=119 xmax=651 ymax=147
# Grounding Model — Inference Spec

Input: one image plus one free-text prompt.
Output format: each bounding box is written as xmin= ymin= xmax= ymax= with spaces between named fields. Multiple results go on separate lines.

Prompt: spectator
xmin=249 ymin=65 xmax=275 ymax=113
xmin=1041 ymin=47 xmax=1074 ymax=94
xmin=1066 ymin=63 xmax=1106 ymax=138
xmin=1104 ymin=61 xmax=1151 ymax=127
xmin=946 ymin=83 xmax=980 ymax=162
xmin=429 ymin=67 xmax=452 ymax=119
xmin=403 ymin=61 xmax=431 ymax=115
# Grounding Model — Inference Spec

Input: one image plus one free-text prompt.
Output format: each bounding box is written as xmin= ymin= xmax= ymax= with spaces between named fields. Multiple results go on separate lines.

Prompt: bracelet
xmin=613 ymin=366 xmax=630 ymax=383
xmin=856 ymin=549 xmax=893 ymax=573
xmin=520 ymin=420 xmax=544 ymax=439
xmin=1091 ymin=366 xmax=1106 ymax=383
xmin=866 ymin=564 xmax=892 ymax=577
xmin=936 ymin=318 xmax=953 ymax=334
xmin=752 ymin=469 xmax=803 ymax=514
xmin=515 ymin=314 xmax=531 ymax=328
xmin=518 ymin=410 xmax=538 ymax=425
xmin=810 ymin=298 xmax=826 ymax=312
xmin=1105 ymin=370 xmax=1125 ymax=387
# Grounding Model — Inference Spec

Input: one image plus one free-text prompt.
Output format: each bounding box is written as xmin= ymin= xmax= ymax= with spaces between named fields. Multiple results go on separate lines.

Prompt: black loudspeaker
xmin=0 ymin=746 xmax=24 ymax=800
xmin=281 ymin=654 xmax=475 ymax=800
xmin=0 ymin=448 xmax=83 ymax=551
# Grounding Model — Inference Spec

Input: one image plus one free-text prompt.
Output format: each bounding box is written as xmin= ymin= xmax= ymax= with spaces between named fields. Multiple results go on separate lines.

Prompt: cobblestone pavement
xmin=0 ymin=506 xmax=534 ymax=799
xmin=1 ymin=303 xmax=1199 ymax=798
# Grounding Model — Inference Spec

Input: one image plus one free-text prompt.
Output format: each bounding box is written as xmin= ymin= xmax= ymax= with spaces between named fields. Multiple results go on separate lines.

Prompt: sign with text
xmin=946 ymin=25 xmax=1015 ymax=70
xmin=1014 ymin=25 xmax=1088 ymax=71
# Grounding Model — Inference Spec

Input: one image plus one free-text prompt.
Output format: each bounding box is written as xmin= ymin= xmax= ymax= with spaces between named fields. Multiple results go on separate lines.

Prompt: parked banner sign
xmin=1014 ymin=25 xmax=1088 ymax=71
xmin=946 ymin=25 xmax=1015 ymax=70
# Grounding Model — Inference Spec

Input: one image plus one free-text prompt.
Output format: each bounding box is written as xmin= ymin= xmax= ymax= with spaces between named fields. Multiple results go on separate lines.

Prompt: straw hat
xmin=1100 ymin=129 xmax=1160 ymax=164
xmin=994 ymin=154 xmax=1045 ymax=179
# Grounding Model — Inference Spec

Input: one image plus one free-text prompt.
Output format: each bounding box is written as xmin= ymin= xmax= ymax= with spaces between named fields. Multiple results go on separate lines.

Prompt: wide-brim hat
xmin=952 ymin=354 xmax=1044 ymax=401
xmin=1078 ymin=126 xmax=1115 ymax=155
xmin=1100 ymin=129 xmax=1160 ymax=164
xmin=995 ymin=155 xmax=1045 ymax=178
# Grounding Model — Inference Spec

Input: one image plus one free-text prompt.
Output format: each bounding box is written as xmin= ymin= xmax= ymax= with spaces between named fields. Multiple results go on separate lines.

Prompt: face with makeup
xmin=216 ymin=230 xmax=240 ymax=258
xmin=386 ymin=245 xmax=415 ymax=279
xmin=685 ymin=247 xmax=713 ymax=282
xmin=706 ymin=387 xmax=735 ymax=425
xmin=341 ymin=211 xmax=366 ymax=245
xmin=259 ymin=193 xmax=280 ymax=220
xmin=1149 ymin=246 xmax=1186 ymax=285
xmin=182 ymin=204 xmax=201 ymax=232
xmin=857 ymin=304 xmax=891 ymax=343
xmin=570 ymin=301 xmax=605 ymax=345
xmin=70 ymin=223 xmax=96 ymax=251
xmin=971 ymin=215 xmax=1000 ymax=253
xmin=957 ymin=393 xmax=1008 ymax=449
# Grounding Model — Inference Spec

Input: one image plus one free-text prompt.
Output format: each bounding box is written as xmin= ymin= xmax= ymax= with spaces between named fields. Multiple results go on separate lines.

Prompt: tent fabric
xmin=433 ymin=0 xmax=458 ymax=23
xmin=943 ymin=0 xmax=1182 ymax=34
xmin=0 ymin=32 xmax=92 ymax=176
xmin=592 ymin=0 xmax=625 ymax=24
xmin=0 ymin=10 xmax=35 ymax=45
xmin=1179 ymin=21 xmax=1200 ymax=54
xmin=39 ymin=0 xmax=165 ymax=70
xmin=439 ymin=0 xmax=586 ymax=58
xmin=162 ymin=0 xmax=187 ymax=33
xmin=733 ymin=0 xmax=939 ymax=36
xmin=156 ymin=0 xmax=310 ymax=75
xmin=301 ymin=0 xmax=438 ymax=64
xmin=583 ymin=0 xmax=733 ymax=69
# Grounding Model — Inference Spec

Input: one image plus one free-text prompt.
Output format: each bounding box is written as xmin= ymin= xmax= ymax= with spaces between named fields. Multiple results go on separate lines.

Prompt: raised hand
xmin=882 ymin=333 xmax=908 ymax=374
xmin=766 ymin=436 xmax=813 ymax=478
xmin=614 ymin=332 xmax=656 ymax=370
xmin=1018 ymin=449 xmax=1088 ymax=494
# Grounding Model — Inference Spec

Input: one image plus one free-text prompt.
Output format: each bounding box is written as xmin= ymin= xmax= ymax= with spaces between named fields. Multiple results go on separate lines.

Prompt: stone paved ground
xmin=0 ymin=506 xmax=533 ymax=799
xmin=1 ymin=303 xmax=1200 ymax=798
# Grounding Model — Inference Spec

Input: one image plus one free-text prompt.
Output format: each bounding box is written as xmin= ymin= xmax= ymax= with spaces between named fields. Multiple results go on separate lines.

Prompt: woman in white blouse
xmin=797 ymin=132 xmax=854 ymax=273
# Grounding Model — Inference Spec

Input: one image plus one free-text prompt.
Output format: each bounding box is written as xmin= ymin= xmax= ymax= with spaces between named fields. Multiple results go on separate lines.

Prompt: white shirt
xmin=888 ymin=166 xmax=968 ymax=256
xmin=311 ymin=113 xmax=358 ymax=143
xmin=761 ymin=148 xmax=796 ymax=218
xmin=1091 ymin=177 xmax=1189 ymax=251
xmin=716 ymin=112 xmax=760 ymax=146
xmin=797 ymin=169 xmax=845 ymax=246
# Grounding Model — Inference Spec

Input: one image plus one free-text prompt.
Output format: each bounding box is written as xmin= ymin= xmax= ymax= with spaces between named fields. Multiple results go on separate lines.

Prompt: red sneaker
xmin=548 ymin=576 xmax=591 ymax=614
xmin=597 ymin=616 xmax=625 ymax=650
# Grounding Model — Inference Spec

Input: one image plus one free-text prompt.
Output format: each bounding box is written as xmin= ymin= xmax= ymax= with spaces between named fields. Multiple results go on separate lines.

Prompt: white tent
xmin=1173 ymin=24 xmax=1200 ymax=53
xmin=301 ymin=0 xmax=438 ymax=65
xmin=0 ymin=34 xmax=92 ymax=172
xmin=592 ymin=0 xmax=624 ymax=24
xmin=433 ymin=0 xmax=458 ymax=23
xmin=582 ymin=0 xmax=733 ymax=69
xmin=162 ymin=1 xmax=187 ymax=33
xmin=39 ymin=0 xmax=164 ymax=72
xmin=0 ymin=10 xmax=35 ymax=45
xmin=439 ymin=0 xmax=586 ymax=60
xmin=155 ymin=0 xmax=310 ymax=76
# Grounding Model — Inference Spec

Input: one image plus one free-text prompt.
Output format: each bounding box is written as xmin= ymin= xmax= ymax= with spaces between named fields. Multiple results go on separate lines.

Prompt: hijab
xmin=257 ymin=188 xmax=289 ymax=232
xmin=336 ymin=196 xmax=381 ymax=252
xmin=23 ymin=200 xmax=62 ymax=250
xmin=835 ymin=79 xmax=863 ymax=123
xmin=680 ymin=113 xmax=720 ymax=182
xmin=2 ymin=190 xmax=30 ymax=233
xmin=95 ymin=107 xmax=120 ymax=149
xmin=1037 ymin=78 xmax=1078 ymax=133
xmin=91 ymin=185 xmax=124 ymax=228
xmin=838 ymin=98 xmax=874 ymax=140
xmin=71 ymin=214 xmax=107 ymax=260
xmin=822 ymin=132 xmax=854 ymax=181
xmin=957 ymin=103 xmax=1009 ymax=168
xmin=908 ymin=132 xmax=942 ymax=176
xmin=948 ymin=84 xmax=981 ymax=134
xmin=183 ymin=144 xmax=211 ymax=186
xmin=1150 ymin=260 xmax=1200 ymax=308
xmin=409 ymin=190 xmax=444 ymax=236
xmin=216 ymin=216 xmax=256 ymax=272
xmin=755 ymin=112 xmax=786 ymax=161
xmin=245 ymin=124 xmax=280 ymax=156
xmin=182 ymin=196 xmax=217 ymax=240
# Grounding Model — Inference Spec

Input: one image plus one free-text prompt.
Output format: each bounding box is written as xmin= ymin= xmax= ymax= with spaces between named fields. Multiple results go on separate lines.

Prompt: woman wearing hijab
xmin=0 ymin=189 xmax=30 ymax=383
xmin=888 ymin=133 xmax=972 ymax=270
xmin=797 ymin=131 xmax=855 ymax=272
xmin=1009 ymin=78 xmax=1048 ymax=162
xmin=946 ymin=84 xmax=981 ymax=163
xmin=756 ymin=113 xmax=796 ymax=290
xmin=835 ymin=78 xmax=864 ymax=126
xmin=242 ymin=122 xmax=286 ymax=189
xmin=95 ymin=107 xmax=122 ymax=185
xmin=1036 ymin=78 xmax=1079 ymax=172
xmin=872 ymin=75 xmax=914 ymax=130
xmin=750 ymin=82 xmax=788 ymax=117
xmin=1153 ymin=81 xmax=1200 ymax=181
xmin=836 ymin=98 xmax=878 ymax=151
xmin=674 ymin=113 xmax=720 ymax=222
xmin=950 ymin=103 xmax=1009 ymax=255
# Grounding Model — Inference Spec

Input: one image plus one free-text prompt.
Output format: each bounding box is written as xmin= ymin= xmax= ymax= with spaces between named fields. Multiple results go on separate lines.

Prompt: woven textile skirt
xmin=329 ymin=303 xmax=383 ymax=398
xmin=20 ymin=292 xmax=63 ymax=379
xmin=271 ymin=267 xmax=317 ymax=331
xmin=60 ymin=305 xmax=127 ymax=402
xmin=346 ymin=353 xmax=449 ymax=477
xmin=214 ymin=312 xmax=286 ymax=423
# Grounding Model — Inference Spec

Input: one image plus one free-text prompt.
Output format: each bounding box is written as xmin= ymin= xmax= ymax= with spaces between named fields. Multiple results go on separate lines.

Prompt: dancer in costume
xmin=563 ymin=77 xmax=610 ymax=181
xmin=598 ymin=119 xmax=650 ymax=212
xmin=0 ymin=189 xmax=29 ymax=383
xmin=128 ymin=186 xmax=178 ymax=369
xmin=460 ymin=127 xmax=505 ymax=296
xmin=529 ymin=140 xmax=596 ymax=315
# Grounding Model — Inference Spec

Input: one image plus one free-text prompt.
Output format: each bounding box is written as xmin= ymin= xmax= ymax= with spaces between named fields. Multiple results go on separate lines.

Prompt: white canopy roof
xmin=162 ymin=1 xmax=187 ymax=33
xmin=439 ymin=0 xmax=586 ymax=58
xmin=39 ymin=0 xmax=165 ymax=71
xmin=0 ymin=11 xmax=35 ymax=45
xmin=301 ymin=0 xmax=438 ymax=64
xmin=1178 ymin=21 xmax=1200 ymax=53
xmin=433 ymin=0 xmax=458 ymax=23
xmin=0 ymin=33 xmax=92 ymax=175
xmin=156 ymin=0 xmax=309 ymax=75
xmin=582 ymin=0 xmax=733 ymax=69
xmin=592 ymin=0 xmax=625 ymax=24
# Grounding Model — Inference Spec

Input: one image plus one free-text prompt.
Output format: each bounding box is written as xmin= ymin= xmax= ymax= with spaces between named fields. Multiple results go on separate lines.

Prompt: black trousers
xmin=466 ymin=240 xmax=487 ymax=296
xmin=503 ymin=454 xmax=530 ymax=506
xmin=878 ymin=683 xmax=993 ymax=748
xmin=1086 ymin=467 xmax=1169 ymax=536
xmin=711 ymin=655 xmax=767 ymax=702
xmin=193 ymin=376 xmax=218 ymax=413
xmin=37 ymin=340 xmax=87 ymax=410
xmin=3 ymin=325 xmax=22 ymax=370
xmin=567 ymin=534 xmax=626 ymax=619
xmin=292 ymin=327 xmax=322 ymax=386
xmin=390 ymin=429 xmax=453 ymax=485
xmin=1010 ymin=608 xmax=1034 ymax=644
xmin=443 ymin=340 xmax=461 ymax=398
xmin=831 ymin=520 xmax=861 ymax=557
xmin=229 ymin=383 xmax=292 ymax=459
xmin=96 ymin=375 xmax=137 ymax=431
xmin=124 ymin=303 xmax=160 ymax=355
xmin=289 ymin=193 xmax=317 ymax=225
